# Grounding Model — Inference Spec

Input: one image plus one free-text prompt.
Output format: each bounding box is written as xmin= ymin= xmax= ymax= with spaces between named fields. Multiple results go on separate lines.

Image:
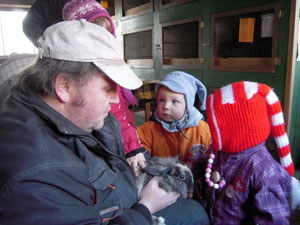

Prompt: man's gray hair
xmin=16 ymin=58 xmax=101 ymax=96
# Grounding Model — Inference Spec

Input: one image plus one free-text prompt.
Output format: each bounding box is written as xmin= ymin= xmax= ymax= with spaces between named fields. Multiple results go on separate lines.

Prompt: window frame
xmin=210 ymin=3 xmax=280 ymax=73
xmin=122 ymin=26 xmax=154 ymax=69
xmin=160 ymin=16 xmax=203 ymax=69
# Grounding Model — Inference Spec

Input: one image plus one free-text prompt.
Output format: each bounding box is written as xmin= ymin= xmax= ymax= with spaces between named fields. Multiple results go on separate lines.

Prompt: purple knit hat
xmin=62 ymin=0 xmax=116 ymax=37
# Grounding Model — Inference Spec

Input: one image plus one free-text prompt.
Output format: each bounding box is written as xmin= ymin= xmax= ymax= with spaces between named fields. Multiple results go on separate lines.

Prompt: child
xmin=137 ymin=71 xmax=211 ymax=164
xmin=194 ymin=81 xmax=300 ymax=224
xmin=63 ymin=0 xmax=147 ymax=170
xmin=62 ymin=0 xmax=116 ymax=36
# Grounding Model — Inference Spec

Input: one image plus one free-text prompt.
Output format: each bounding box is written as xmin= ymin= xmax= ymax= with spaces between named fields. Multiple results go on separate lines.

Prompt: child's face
xmin=92 ymin=17 xmax=112 ymax=33
xmin=157 ymin=86 xmax=186 ymax=123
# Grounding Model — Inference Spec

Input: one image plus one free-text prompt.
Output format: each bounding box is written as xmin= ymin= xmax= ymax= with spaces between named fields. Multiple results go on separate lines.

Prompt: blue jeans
xmin=154 ymin=198 xmax=210 ymax=225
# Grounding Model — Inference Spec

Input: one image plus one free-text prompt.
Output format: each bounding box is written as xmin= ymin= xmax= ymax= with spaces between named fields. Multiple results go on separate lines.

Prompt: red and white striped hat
xmin=206 ymin=81 xmax=294 ymax=176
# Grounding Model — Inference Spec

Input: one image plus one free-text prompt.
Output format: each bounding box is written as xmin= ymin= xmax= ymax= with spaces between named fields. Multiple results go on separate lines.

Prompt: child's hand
xmin=127 ymin=152 xmax=146 ymax=176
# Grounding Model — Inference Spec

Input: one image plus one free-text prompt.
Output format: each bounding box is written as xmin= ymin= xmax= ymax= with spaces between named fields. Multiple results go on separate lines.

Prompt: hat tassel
xmin=264 ymin=86 xmax=294 ymax=176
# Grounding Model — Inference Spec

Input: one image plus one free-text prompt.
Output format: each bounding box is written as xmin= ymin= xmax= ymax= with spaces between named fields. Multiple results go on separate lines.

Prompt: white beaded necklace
xmin=205 ymin=153 xmax=226 ymax=189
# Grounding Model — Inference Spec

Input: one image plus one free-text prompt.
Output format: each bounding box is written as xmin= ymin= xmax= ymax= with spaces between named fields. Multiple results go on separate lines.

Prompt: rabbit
xmin=135 ymin=156 xmax=194 ymax=225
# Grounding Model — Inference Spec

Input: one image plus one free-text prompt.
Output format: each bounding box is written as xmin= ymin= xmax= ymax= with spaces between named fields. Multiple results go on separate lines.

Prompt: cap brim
xmin=93 ymin=60 xmax=142 ymax=90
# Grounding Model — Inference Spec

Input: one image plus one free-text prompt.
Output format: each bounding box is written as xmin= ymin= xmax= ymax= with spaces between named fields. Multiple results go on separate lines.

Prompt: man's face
xmin=66 ymin=71 xmax=119 ymax=132
xmin=157 ymin=86 xmax=186 ymax=123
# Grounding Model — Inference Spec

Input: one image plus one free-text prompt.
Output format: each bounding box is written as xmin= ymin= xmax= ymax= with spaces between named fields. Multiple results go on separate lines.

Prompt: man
xmin=0 ymin=20 xmax=209 ymax=224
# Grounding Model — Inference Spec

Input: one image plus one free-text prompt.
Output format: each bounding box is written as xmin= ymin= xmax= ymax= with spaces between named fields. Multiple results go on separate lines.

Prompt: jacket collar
xmin=10 ymin=87 xmax=89 ymax=136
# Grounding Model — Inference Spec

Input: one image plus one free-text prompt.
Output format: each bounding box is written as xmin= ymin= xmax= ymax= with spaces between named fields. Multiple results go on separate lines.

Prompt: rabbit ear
xmin=143 ymin=164 xmax=170 ymax=176
xmin=174 ymin=155 xmax=180 ymax=161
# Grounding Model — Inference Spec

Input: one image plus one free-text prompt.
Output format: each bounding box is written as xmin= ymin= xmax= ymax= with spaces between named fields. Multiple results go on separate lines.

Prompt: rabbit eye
xmin=178 ymin=174 xmax=185 ymax=180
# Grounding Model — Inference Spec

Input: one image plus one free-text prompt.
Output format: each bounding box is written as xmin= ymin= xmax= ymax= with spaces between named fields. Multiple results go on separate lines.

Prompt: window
xmin=0 ymin=11 xmax=36 ymax=57
xmin=160 ymin=0 xmax=195 ymax=10
xmin=210 ymin=3 xmax=280 ymax=73
xmin=161 ymin=17 xmax=203 ymax=69
xmin=104 ymin=0 xmax=115 ymax=17
xmin=122 ymin=0 xmax=153 ymax=17
xmin=123 ymin=27 xmax=153 ymax=68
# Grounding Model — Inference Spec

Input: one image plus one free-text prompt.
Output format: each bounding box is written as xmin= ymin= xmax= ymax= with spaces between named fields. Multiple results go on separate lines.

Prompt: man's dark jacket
xmin=22 ymin=0 xmax=101 ymax=46
xmin=0 ymin=87 xmax=152 ymax=224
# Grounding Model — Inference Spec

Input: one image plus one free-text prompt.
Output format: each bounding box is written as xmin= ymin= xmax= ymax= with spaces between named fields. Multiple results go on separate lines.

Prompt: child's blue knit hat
xmin=154 ymin=71 xmax=207 ymax=133
xmin=156 ymin=71 xmax=207 ymax=112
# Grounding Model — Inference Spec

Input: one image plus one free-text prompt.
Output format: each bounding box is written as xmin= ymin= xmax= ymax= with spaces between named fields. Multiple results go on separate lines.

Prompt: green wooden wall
xmin=113 ymin=0 xmax=300 ymax=167
xmin=291 ymin=55 xmax=300 ymax=168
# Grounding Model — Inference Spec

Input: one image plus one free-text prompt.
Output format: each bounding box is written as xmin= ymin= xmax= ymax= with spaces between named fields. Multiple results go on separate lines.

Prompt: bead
xmin=219 ymin=179 xmax=226 ymax=186
xmin=204 ymin=152 xmax=225 ymax=190
xmin=219 ymin=181 xmax=225 ymax=188
xmin=205 ymin=168 xmax=212 ymax=173
xmin=208 ymin=181 xmax=214 ymax=187
xmin=211 ymin=171 xmax=221 ymax=183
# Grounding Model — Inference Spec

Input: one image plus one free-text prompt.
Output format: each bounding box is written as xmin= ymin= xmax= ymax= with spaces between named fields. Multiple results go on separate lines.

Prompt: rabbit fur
xmin=135 ymin=156 xmax=194 ymax=225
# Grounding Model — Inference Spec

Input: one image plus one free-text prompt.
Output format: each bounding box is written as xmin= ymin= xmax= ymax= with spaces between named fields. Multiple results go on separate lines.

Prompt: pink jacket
xmin=111 ymin=86 xmax=142 ymax=154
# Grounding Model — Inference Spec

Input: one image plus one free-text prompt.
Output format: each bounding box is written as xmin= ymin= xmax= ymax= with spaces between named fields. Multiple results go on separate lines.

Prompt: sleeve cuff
xmin=131 ymin=203 xmax=152 ymax=222
xmin=125 ymin=147 xmax=147 ymax=159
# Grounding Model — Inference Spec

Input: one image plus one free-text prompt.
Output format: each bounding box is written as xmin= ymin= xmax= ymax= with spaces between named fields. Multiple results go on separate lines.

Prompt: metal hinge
xmin=279 ymin=10 xmax=283 ymax=18
xmin=273 ymin=58 xmax=281 ymax=65
xmin=200 ymin=21 xmax=205 ymax=28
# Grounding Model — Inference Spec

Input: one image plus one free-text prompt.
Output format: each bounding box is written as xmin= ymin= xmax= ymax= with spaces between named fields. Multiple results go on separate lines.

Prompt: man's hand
xmin=138 ymin=176 xmax=180 ymax=214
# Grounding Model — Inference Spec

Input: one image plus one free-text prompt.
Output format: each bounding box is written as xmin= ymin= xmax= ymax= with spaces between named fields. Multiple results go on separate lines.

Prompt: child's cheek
xmin=173 ymin=110 xmax=184 ymax=120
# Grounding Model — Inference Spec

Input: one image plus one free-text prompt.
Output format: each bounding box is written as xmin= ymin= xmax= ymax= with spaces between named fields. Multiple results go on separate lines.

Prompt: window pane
xmin=0 ymin=11 xmax=36 ymax=56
